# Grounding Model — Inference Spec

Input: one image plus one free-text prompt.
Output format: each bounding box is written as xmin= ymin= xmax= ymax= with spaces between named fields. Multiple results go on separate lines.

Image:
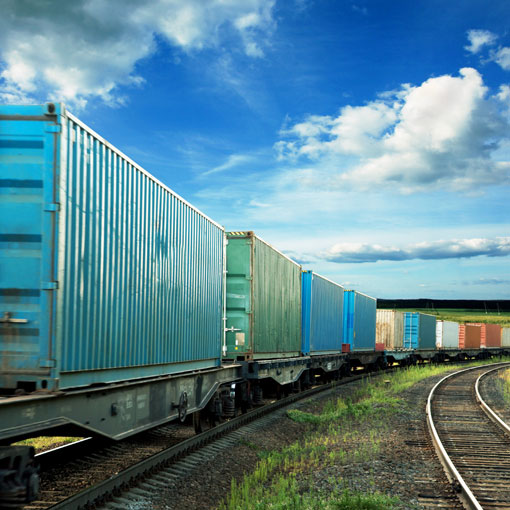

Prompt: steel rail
xmin=426 ymin=361 xmax=510 ymax=510
xmin=475 ymin=365 xmax=510 ymax=435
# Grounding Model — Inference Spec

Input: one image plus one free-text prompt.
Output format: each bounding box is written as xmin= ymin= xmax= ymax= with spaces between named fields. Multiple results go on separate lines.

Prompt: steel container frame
xmin=225 ymin=231 xmax=302 ymax=360
xmin=301 ymin=271 xmax=344 ymax=355
xmin=0 ymin=103 xmax=225 ymax=391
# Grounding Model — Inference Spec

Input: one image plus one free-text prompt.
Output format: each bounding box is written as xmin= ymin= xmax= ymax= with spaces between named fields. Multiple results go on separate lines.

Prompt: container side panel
xmin=252 ymin=236 xmax=301 ymax=357
xmin=0 ymin=106 xmax=59 ymax=390
xmin=485 ymin=323 xmax=502 ymax=347
xmin=225 ymin=236 xmax=252 ymax=357
xmin=403 ymin=313 xmax=419 ymax=350
xmin=418 ymin=313 xmax=437 ymax=350
xmin=465 ymin=324 xmax=481 ymax=349
xmin=502 ymin=327 xmax=510 ymax=348
xmin=442 ymin=321 xmax=459 ymax=349
xmin=301 ymin=271 xmax=312 ymax=355
xmin=352 ymin=292 xmax=376 ymax=351
xmin=436 ymin=321 xmax=444 ymax=348
xmin=57 ymin=115 xmax=223 ymax=387
xmin=307 ymin=273 xmax=343 ymax=353
xmin=376 ymin=310 xmax=403 ymax=350
xmin=343 ymin=291 xmax=355 ymax=348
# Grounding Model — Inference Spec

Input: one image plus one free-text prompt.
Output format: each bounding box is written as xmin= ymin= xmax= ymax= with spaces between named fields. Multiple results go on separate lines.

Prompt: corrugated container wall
xmin=343 ymin=291 xmax=376 ymax=351
xmin=436 ymin=321 xmax=459 ymax=349
xmin=0 ymin=103 xmax=225 ymax=391
xmin=403 ymin=313 xmax=437 ymax=350
xmin=459 ymin=324 xmax=481 ymax=349
xmin=225 ymin=232 xmax=301 ymax=359
xmin=376 ymin=310 xmax=404 ymax=350
xmin=502 ymin=327 xmax=510 ymax=348
xmin=301 ymin=271 xmax=344 ymax=355
xmin=467 ymin=323 xmax=501 ymax=348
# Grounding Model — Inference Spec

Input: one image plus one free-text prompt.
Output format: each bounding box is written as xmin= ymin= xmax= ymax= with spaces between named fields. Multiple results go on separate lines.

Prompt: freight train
xmin=1 ymin=104 xmax=508 ymax=506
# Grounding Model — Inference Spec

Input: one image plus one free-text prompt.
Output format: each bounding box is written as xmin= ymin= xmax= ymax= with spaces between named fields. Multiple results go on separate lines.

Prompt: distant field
xmin=395 ymin=308 xmax=510 ymax=326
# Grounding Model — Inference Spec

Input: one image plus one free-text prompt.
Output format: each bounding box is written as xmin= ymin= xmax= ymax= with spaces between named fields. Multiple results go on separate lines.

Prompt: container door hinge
xmin=45 ymin=124 xmax=61 ymax=133
xmin=41 ymin=281 xmax=58 ymax=290
xmin=44 ymin=203 xmax=60 ymax=212
xmin=39 ymin=359 xmax=56 ymax=368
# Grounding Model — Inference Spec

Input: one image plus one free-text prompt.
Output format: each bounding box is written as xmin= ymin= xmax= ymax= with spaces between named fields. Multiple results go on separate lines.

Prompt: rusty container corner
xmin=225 ymin=231 xmax=302 ymax=360
xmin=0 ymin=103 xmax=225 ymax=392
xmin=376 ymin=309 xmax=404 ymax=350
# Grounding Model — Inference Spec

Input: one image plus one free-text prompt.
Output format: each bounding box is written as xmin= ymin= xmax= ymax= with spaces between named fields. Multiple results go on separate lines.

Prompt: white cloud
xmin=276 ymin=68 xmax=510 ymax=192
xmin=321 ymin=237 xmax=510 ymax=263
xmin=493 ymin=47 xmax=510 ymax=71
xmin=0 ymin=0 xmax=276 ymax=107
xmin=465 ymin=29 xmax=497 ymax=54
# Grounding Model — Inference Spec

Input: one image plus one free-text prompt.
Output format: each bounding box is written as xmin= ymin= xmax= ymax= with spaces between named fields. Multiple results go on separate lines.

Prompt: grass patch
xmin=218 ymin=358 xmax=510 ymax=510
xmin=395 ymin=308 xmax=510 ymax=326
xmin=15 ymin=436 xmax=83 ymax=452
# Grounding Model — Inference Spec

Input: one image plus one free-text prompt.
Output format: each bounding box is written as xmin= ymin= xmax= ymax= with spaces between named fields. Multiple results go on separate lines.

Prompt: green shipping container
xmin=225 ymin=232 xmax=302 ymax=360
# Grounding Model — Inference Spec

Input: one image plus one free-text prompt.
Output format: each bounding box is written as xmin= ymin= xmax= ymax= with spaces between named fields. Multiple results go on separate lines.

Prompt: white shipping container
xmin=436 ymin=320 xmax=459 ymax=349
xmin=376 ymin=310 xmax=404 ymax=350
xmin=502 ymin=327 xmax=510 ymax=348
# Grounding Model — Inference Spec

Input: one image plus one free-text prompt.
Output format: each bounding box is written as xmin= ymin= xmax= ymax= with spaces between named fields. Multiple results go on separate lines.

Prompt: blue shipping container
xmin=343 ymin=290 xmax=376 ymax=351
xmin=403 ymin=313 xmax=437 ymax=350
xmin=0 ymin=103 xmax=225 ymax=391
xmin=301 ymin=271 xmax=344 ymax=355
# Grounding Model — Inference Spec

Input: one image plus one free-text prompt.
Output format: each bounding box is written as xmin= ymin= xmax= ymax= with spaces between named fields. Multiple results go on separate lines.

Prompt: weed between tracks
xmin=218 ymin=358 xmax=510 ymax=510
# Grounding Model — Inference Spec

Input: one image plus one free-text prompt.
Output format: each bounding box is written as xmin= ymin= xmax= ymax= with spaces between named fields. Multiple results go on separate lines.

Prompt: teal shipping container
xmin=403 ymin=313 xmax=437 ymax=350
xmin=0 ymin=103 xmax=225 ymax=391
xmin=301 ymin=271 xmax=344 ymax=355
xmin=343 ymin=290 xmax=376 ymax=351
xmin=225 ymin=232 xmax=301 ymax=359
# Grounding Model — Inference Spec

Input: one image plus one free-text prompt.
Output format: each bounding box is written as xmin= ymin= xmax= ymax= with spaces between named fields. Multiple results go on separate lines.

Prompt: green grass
xmin=15 ymin=436 xmax=83 ymax=452
xmin=218 ymin=358 xmax=510 ymax=510
xmin=395 ymin=308 xmax=510 ymax=326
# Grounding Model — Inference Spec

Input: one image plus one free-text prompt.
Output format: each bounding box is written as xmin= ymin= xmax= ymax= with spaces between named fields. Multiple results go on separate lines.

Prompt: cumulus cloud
xmin=276 ymin=68 xmax=510 ymax=192
xmin=493 ymin=47 xmax=510 ymax=71
xmin=0 ymin=0 xmax=275 ymax=107
xmin=465 ymin=29 xmax=497 ymax=54
xmin=321 ymin=237 xmax=510 ymax=263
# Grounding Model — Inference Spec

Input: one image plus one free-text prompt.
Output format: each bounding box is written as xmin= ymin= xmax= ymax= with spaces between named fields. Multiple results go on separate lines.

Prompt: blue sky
xmin=1 ymin=0 xmax=509 ymax=299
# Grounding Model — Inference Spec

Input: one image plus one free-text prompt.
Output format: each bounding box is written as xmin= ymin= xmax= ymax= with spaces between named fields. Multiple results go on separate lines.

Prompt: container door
xmin=225 ymin=235 xmax=252 ymax=358
xmin=0 ymin=104 xmax=60 ymax=391
xmin=404 ymin=313 xmax=418 ymax=349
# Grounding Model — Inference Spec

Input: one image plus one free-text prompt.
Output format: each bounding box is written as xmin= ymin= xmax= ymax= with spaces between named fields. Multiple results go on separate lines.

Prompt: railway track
xmin=25 ymin=374 xmax=373 ymax=510
xmin=427 ymin=362 xmax=510 ymax=510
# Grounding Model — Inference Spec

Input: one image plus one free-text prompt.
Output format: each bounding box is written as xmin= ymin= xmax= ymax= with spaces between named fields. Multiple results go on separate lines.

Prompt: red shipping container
xmin=341 ymin=343 xmax=350 ymax=353
xmin=375 ymin=342 xmax=385 ymax=351
xmin=467 ymin=323 xmax=501 ymax=348
xmin=459 ymin=324 xmax=482 ymax=349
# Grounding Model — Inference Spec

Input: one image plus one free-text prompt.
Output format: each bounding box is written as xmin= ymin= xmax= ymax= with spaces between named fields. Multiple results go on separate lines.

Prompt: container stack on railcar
xmin=436 ymin=320 xmax=460 ymax=349
xmin=376 ymin=309 xmax=404 ymax=350
xmin=403 ymin=312 xmax=437 ymax=351
xmin=224 ymin=231 xmax=302 ymax=360
xmin=301 ymin=271 xmax=344 ymax=355
xmin=459 ymin=323 xmax=482 ymax=349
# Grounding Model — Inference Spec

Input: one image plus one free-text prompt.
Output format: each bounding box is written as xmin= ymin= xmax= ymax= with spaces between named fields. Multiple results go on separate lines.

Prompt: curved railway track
xmin=427 ymin=362 xmax=510 ymax=510
xmin=25 ymin=373 xmax=375 ymax=510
